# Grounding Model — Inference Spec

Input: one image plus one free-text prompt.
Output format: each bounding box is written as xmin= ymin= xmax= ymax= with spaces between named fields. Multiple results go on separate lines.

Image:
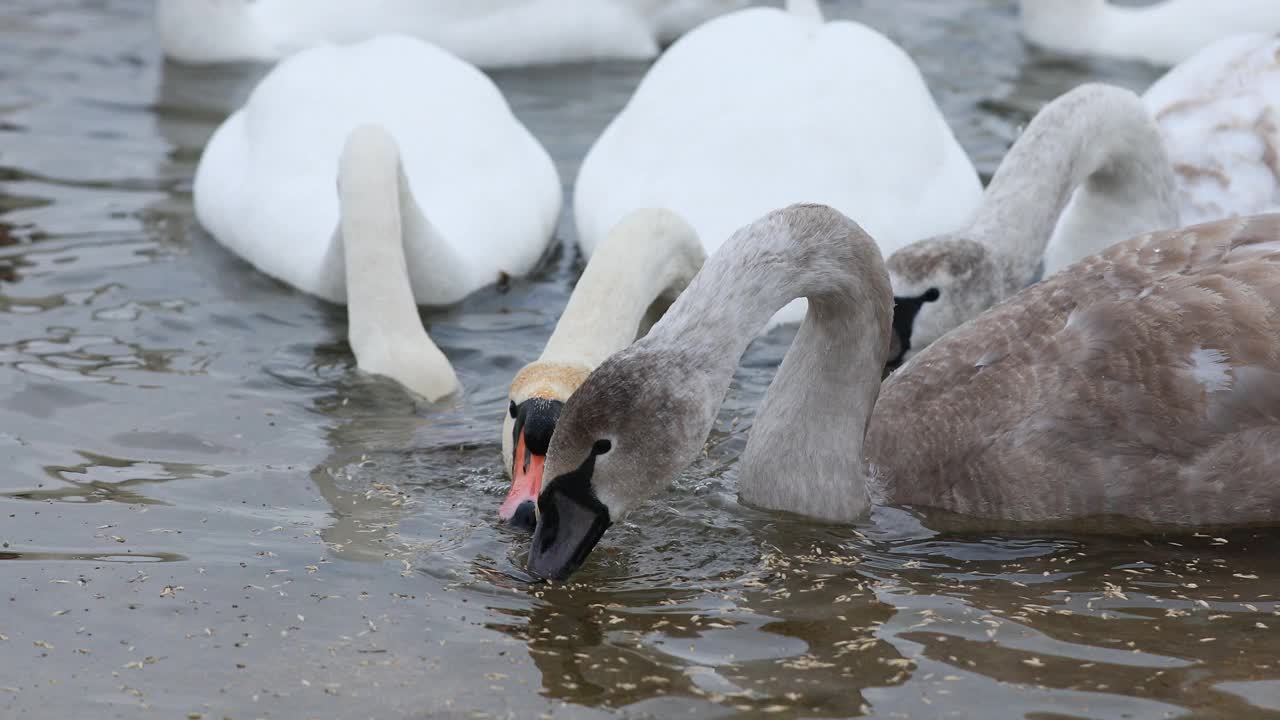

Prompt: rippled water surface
xmin=3 ymin=1 xmax=1280 ymax=718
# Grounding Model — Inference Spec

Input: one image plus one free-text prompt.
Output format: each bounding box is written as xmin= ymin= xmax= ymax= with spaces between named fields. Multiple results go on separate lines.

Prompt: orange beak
xmin=499 ymin=431 xmax=544 ymax=530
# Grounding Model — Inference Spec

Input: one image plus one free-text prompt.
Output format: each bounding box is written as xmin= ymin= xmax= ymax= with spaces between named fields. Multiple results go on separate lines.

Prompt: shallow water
xmin=2 ymin=1 xmax=1279 ymax=718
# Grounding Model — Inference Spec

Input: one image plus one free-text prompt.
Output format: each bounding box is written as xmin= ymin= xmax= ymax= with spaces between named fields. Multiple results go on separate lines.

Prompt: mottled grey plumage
xmin=545 ymin=204 xmax=1280 ymax=532
xmin=872 ymin=214 xmax=1280 ymax=525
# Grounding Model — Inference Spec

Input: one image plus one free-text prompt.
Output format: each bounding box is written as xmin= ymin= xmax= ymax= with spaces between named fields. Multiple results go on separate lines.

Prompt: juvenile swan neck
xmin=338 ymin=125 xmax=459 ymax=401
xmin=541 ymin=208 xmax=705 ymax=369
xmin=969 ymin=83 xmax=1178 ymax=284
xmin=650 ymin=204 xmax=893 ymax=522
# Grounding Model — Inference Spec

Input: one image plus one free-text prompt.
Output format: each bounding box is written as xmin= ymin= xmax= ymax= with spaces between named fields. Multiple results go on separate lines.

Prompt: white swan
xmin=524 ymin=204 xmax=1280 ymax=580
xmin=1019 ymin=0 xmax=1280 ymax=66
xmin=498 ymin=209 xmax=705 ymax=529
xmin=885 ymin=84 xmax=1178 ymax=362
xmin=194 ymin=35 xmax=561 ymax=399
xmin=573 ymin=0 xmax=982 ymax=325
xmin=156 ymin=0 xmax=748 ymax=68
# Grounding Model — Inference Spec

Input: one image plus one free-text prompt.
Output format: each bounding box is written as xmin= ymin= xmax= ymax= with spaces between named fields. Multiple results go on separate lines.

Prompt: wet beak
xmin=500 ymin=397 xmax=562 ymax=531
xmin=527 ymin=487 xmax=611 ymax=581
xmin=498 ymin=432 xmax=543 ymax=530
xmin=526 ymin=455 xmax=611 ymax=581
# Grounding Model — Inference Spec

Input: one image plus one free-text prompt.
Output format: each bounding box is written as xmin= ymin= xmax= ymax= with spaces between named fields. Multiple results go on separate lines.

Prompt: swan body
xmin=1144 ymin=33 xmax=1280 ymax=226
xmin=156 ymin=0 xmax=748 ymax=68
xmin=499 ymin=209 xmax=705 ymax=529
xmin=887 ymin=84 xmax=1178 ymax=362
xmin=873 ymin=213 xmax=1280 ymax=524
xmin=526 ymin=205 xmax=1280 ymax=580
xmin=1019 ymin=0 xmax=1280 ymax=66
xmin=194 ymin=35 xmax=560 ymax=397
xmin=573 ymin=2 xmax=982 ymax=325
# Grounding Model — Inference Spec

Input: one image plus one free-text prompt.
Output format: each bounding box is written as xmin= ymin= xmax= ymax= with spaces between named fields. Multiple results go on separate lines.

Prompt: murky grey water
xmin=3 ymin=1 xmax=1279 ymax=718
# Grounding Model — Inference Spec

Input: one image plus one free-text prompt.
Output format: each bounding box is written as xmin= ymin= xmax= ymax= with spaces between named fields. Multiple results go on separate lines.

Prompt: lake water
xmin=3 ymin=1 xmax=1279 ymax=718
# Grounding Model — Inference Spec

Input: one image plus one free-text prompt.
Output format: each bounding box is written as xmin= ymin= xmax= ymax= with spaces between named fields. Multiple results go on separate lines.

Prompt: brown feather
xmin=868 ymin=214 xmax=1280 ymax=526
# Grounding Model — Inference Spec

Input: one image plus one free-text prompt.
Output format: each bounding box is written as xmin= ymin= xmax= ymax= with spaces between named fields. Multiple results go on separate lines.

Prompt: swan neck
xmin=968 ymin=84 xmax=1177 ymax=284
xmin=647 ymin=205 xmax=892 ymax=521
xmin=541 ymin=209 xmax=704 ymax=368
xmin=338 ymin=125 xmax=458 ymax=401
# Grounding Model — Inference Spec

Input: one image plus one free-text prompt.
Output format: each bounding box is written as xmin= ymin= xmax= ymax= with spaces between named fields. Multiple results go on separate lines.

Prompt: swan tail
xmin=785 ymin=0 xmax=824 ymax=22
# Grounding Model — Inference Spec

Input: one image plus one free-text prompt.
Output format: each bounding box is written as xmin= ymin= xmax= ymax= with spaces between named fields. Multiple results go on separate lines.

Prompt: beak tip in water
xmin=509 ymin=500 xmax=537 ymax=531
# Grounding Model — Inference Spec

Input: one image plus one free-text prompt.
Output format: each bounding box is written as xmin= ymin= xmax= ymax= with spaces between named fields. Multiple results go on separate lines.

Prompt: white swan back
xmin=157 ymin=0 xmax=747 ymax=67
xmin=573 ymin=6 xmax=981 ymax=324
xmin=1019 ymin=0 xmax=1280 ymax=66
xmin=1144 ymin=33 xmax=1280 ymax=225
xmin=194 ymin=35 xmax=561 ymax=305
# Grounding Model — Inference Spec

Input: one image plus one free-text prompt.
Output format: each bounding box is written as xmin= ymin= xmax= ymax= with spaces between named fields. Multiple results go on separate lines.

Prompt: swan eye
xmin=509 ymin=401 xmax=518 ymax=419
xmin=592 ymin=439 xmax=612 ymax=456
xmin=922 ymin=287 xmax=941 ymax=302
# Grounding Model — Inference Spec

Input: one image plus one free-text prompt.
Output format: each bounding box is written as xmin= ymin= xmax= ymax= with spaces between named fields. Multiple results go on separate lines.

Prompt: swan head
xmin=885 ymin=236 xmax=1005 ymax=365
xmin=500 ymin=362 xmax=591 ymax=530
xmin=525 ymin=345 xmax=699 ymax=580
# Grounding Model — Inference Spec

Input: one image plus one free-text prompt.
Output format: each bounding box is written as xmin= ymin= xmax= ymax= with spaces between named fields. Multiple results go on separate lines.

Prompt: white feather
xmin=156 ymin=0 xmax=749 ymax=67
xmin=1019 ymin=0 xmax=1280 ymax=66
xmin=573 ymin=7 xmax=982 ymax=326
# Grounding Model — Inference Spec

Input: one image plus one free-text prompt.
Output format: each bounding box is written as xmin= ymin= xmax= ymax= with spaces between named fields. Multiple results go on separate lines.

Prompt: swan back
xmin=158 ymin=0 xmax=747 ymax=67
xmin=1144 ymin=32 xmax=1280 ymax=225
xmin=194 ymin=34 xmax=560 ymax=305
xmin=573 ymin=6 xmax=981 ymax=325
xmin=871 ymin=214 xmax=1280 ymax=526
xmin=1019 ymin=0 xmax=1280 ymax=66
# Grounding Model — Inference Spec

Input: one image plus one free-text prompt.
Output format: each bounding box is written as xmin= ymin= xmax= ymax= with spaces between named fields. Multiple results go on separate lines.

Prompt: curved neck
xmin=967 ymin=83 xmax=1178 ymax=287
xmin=541 ymin=208 xmax=705 ymax=369
xmin=643 ymin=205 xmax=892 ymax=521
xmin=338 ymin=125 xmax=459 ymax=401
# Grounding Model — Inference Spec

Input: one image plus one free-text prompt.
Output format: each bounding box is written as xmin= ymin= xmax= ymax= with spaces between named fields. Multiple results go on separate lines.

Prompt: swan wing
xmin=872 ymin=215 xmax=1280 ymax=526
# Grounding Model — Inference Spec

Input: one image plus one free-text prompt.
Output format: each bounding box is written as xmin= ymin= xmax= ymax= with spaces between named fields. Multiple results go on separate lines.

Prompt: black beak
xmin=512 ymin=398 xmax=561 ymax=458
xmin=889 ymin=287 xmax=940 ymax=368
xmin=526 ymin=453 xmax=611 ymax=581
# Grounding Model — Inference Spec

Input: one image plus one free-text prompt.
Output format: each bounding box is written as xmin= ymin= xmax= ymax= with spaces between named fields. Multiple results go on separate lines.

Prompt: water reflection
xmin=0 ymin=549 xmax=184 ymax=563
xmin=5 ymin=449 xmax=227 ymax=504
xmin=3 ymin=327 xmax=204 ymax=383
